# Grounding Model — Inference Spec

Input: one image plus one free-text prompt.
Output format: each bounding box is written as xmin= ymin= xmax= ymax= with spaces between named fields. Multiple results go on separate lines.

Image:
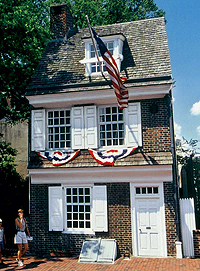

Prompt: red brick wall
xmin=164 ymin=182 xmax=177 ymax=256
xmin=96 ymin=183 xmax=132 ymax=257
xmin=193 ymin=230 xmax=200 ymax=258
xmin=141 ymin=98 xmax=171 ymax=152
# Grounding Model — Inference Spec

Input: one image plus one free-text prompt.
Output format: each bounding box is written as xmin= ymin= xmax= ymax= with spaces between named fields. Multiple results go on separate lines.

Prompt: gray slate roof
xmin=27 ymin=17 xmax=172 ymax=94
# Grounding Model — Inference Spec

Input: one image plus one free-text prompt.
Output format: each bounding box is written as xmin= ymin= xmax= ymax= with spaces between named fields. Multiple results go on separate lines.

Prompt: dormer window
xmin=80 ymin=35 xmax=125 ymax=76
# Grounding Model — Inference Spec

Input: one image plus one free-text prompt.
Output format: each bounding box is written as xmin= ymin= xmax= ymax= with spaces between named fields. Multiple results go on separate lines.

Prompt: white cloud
xmin=190 ymin=100 xmax=200 ymax=116
xmin=174 ymin=122 xmax=182 ymax=139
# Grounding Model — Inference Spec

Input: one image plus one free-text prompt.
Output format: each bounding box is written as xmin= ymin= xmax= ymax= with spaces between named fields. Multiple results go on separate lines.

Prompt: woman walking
xmin=15 ymin=209 xmax=30 ymax=267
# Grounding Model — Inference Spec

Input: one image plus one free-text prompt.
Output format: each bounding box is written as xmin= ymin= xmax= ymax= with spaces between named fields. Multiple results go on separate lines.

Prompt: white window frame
xmin=46 ymin=108 xmax=71 ymax=150
xmin=64 ymin=185 xmax=94 ymax=234
xmin=98 ymin=105 xmax=125 ymax=148
xmin=98 ymin=103 xmax=142 ymax=150
xmin=80 ymin=35 xmax=125 ymax=76
xmin=31 ymin=102 xmax=142 ymax=152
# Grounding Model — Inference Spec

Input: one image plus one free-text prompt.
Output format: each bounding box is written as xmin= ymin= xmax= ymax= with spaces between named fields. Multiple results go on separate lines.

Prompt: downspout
xmin=166 ymin=90 xmax=182 ymax=257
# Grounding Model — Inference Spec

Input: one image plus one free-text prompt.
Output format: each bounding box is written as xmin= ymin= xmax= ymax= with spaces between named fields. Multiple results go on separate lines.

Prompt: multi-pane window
xmin=90 ymin=41 xmax=114 ymax=73
xmin=66 ymin=187 xmax=91 ymax=229
xmin=135 ymin=187 xmax=159 ymax=195
xmin=99 ymin=106 xmax=125 ymax=147
xmin=47 ymin=110 xmax=71 ymax=149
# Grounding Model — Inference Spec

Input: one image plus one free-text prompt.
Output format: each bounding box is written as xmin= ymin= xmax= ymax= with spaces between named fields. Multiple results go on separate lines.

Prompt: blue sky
xmin=155 ymin=0 xmax=200 ymax=143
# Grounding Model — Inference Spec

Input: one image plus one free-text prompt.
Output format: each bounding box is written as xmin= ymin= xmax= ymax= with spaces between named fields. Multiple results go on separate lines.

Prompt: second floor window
xmin=31 ymin=103 xmax=142 ymax=152
xmin=99 ymin=106 xmax=124 ymax=147
xmin=47 ymin=110 xmax=71 ymax=149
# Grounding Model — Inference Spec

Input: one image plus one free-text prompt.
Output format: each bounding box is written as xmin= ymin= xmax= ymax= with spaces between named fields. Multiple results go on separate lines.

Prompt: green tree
xmin=49 ymin=0 xmax=165 ymax=29
xmin=0 ymin=133 xmax=28 ymax=246
xmin=1 ymin=0 xmax=164 ymax=122
xmin=0 ymin=0 xmax=50 ymax=122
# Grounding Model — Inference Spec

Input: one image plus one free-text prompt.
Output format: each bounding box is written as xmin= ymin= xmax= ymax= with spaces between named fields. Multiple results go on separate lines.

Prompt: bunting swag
xmin=37 ymin=150 xmax=80 ymax=166
xmin=91 ymin=27 xmax=128 ymax=109
xmin=88 ymin=148 xmax=137 ymax=165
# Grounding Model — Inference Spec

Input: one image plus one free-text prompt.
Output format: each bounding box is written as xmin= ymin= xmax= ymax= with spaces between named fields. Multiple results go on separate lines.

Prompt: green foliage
xmin=0 ymin=0 xmax=51 ymax=122
xmin=1 ymin=0 xmax=165 ymax=123
xmin=48 ymin=0 xmax=165 ymax=29
xmin=0 ymin=133 xmax=28 ymax=247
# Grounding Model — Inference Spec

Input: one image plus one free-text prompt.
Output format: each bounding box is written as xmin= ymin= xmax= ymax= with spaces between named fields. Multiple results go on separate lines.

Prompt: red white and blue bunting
xmin=88 ymin=147 xmax=137 ymax=165
xmin=37 ymin=150 xmax=80 ymax=166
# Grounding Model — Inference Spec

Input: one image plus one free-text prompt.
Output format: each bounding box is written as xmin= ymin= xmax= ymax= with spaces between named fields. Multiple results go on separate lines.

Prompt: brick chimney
xmin=50 ymin=4 xmax=73 ymax=39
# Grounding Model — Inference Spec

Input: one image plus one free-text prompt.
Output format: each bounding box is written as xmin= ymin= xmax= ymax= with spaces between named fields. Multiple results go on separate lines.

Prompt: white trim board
xmin=26 ymin=84 xmax=171 ymax=108
xmin=29 ymin=165 xmax=172 ymax=184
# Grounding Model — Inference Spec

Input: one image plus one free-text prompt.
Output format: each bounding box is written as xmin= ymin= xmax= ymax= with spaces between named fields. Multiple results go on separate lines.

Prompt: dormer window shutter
xmin=125 ymin=103 xmax=142 ymax=147
xmin=31 ymin=109 xmax=45 ymax=151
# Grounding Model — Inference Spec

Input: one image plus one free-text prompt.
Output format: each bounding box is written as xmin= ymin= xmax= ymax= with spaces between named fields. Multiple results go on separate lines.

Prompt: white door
xmin=136 ymin=198 xmax=161 ymax=256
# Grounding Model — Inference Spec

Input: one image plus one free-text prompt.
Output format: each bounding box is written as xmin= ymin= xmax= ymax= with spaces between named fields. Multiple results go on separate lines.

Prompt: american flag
xmin=91 ymin=27 xmax=128 ymax=109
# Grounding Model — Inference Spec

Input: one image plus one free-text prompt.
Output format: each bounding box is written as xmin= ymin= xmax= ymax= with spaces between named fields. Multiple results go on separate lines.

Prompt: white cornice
xmin=26 ymin=84 xmax=171 ymax=108
xmin=29 ymin=165 xmax=172 ymax=184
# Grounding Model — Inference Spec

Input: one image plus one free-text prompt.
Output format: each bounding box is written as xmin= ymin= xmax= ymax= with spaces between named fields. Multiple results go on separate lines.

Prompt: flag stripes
xmin=91 ymin=27 xmax=128 ymax=109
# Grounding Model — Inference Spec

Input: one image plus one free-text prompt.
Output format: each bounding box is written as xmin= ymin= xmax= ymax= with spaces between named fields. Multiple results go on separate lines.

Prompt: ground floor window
xmin=49 ymin=185 xmax=108 ymax=233
xmin=65 ymin=187 xmax=91 ymax=230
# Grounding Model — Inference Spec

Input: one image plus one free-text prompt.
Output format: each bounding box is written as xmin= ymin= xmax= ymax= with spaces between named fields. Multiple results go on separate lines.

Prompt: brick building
xmin=25 ymin=4 xmax=180 ymax=258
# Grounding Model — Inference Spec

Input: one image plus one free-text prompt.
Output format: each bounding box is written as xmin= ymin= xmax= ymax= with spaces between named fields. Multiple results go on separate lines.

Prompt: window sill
xmin=62 ymin=229 xmax=95 ymax=235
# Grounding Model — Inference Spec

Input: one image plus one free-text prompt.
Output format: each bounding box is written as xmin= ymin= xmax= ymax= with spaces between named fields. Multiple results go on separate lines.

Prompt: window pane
xmin=67 ymin=213 xmax=72 ymax=220
xmin=79 ymin=188 xmax=83 ymax=195
xmin=85 ymin=196 xmax=90 ymax=203
xmin=73 ymin=221 xmax=78 ymax=228
xmin=66 ymin=187 xmax=91 ymax=230
xmin=85 ymin=213 xmax=90 ymax=220
xmin=85 ymin=206 xmax=90 ymax=212
xmin=67 ymin=221 xmax=72 ymax=228
xmin=67 ymin=206 xmax=72 ymax=212
xmin=153 ymin=187 xmax=159 ymax=194
xmin=142 ymin=187 xmax=146 ymax=194
xmin=86 ymin=222 xmax=90 ymax=228
xmin=79 ymin=206 xmax=84 ymax=212
xmin=73 ymin=196 xmax=78 ymax=203
xmin=98 ymin=106 xmax=125 ymax=147
xmin=73 ymin=188 xmax=77 ymax=195
xmin=73 ymin=206 xmax=78 ymax=212
xmin=85 ymin=188 xmax=90 ymax=195
xmin=136 ymin=188 xmax=140 ymax=194
xmin=47 ymin=110 xmax=71 ymax=150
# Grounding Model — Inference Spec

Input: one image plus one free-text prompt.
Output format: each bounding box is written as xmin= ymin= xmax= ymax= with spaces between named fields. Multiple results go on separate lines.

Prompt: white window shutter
xmin=31 ymin=109 xmax=45 ymax=151
xmin=48 ymin=187 xmax=63 ymax=231
xmin=71 ymin=107 xmax=85 ymax=149
xmin=92 ymin=186 xmax=108 ymax=232
xmin=125 ymin=103 xmax=142 ymax=147
xmin=84 ymin=105 xmax=97 ymax=149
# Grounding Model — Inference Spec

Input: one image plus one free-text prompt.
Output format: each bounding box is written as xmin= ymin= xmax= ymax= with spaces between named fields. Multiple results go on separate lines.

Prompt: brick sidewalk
xmin=1 ymin=256 xmax=200 ymax=271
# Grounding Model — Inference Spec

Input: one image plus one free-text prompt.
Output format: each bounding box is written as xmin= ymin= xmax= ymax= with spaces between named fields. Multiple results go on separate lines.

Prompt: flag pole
xmin=85 ymin=15 xmax=105 ymax=78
